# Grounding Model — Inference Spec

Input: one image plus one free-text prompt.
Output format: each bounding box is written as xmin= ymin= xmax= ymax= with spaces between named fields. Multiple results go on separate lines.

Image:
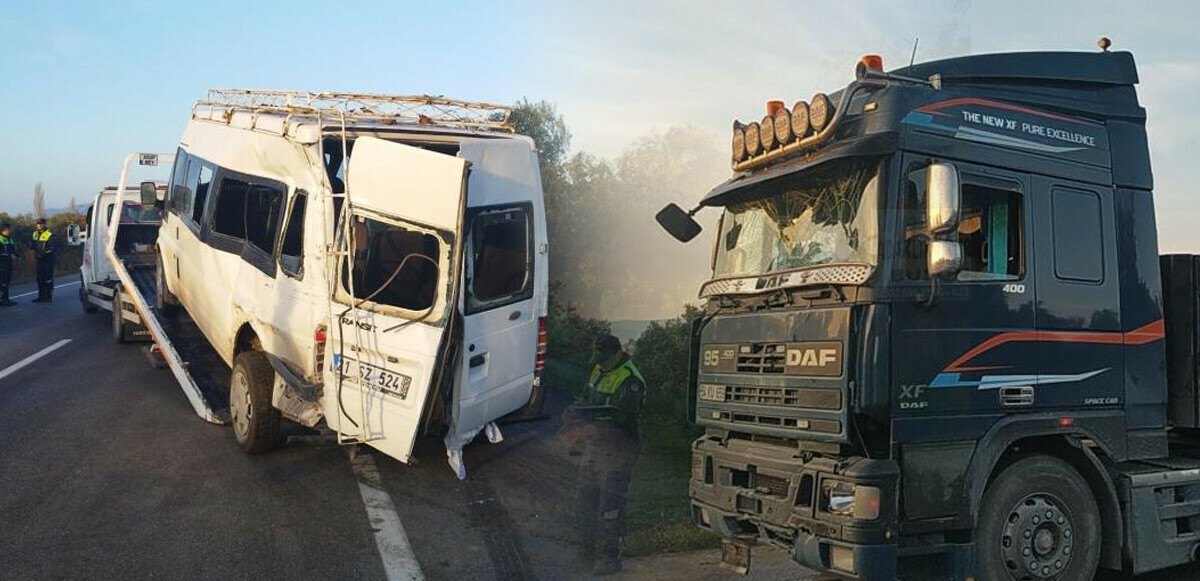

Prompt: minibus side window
xmin=192 ymin=165 xmax=213 ymax=224
xmin=466 ymin=204 xmax=534 ymax=314
xmin=168 ymin=151 xmax=190 ymax=215
xmin=279 ymin=191 xmax=307 ymax=278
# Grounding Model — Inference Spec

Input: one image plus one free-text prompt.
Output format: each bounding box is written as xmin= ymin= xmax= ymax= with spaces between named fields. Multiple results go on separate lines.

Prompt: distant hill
xmin=610 ymin=320 xmax=663 ymax=345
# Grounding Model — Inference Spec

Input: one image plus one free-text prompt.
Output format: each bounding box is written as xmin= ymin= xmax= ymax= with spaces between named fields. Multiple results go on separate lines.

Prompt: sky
xmin=1 ymin=0 xmax=1198 ymax=249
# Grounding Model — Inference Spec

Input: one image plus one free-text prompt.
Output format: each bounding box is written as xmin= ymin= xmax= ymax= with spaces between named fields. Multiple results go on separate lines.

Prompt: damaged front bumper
xmin=690 ymin=433 xmax=900 ymax=580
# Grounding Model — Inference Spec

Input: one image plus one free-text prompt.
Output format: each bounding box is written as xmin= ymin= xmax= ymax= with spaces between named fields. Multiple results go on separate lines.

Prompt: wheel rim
xmin=1000 ymin=493 xmax=1074 ymax=579
xmin=230 ymin=370 xmax=253 ymax=441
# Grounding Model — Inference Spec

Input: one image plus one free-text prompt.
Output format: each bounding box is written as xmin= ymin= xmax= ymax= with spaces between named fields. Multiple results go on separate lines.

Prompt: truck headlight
xmin=822 ymin=480 xmax=881 ymax=520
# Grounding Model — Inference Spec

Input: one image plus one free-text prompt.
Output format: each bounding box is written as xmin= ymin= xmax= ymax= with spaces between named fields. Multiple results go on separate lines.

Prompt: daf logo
xmin=786 ymin=348 xmax=838 ymax=368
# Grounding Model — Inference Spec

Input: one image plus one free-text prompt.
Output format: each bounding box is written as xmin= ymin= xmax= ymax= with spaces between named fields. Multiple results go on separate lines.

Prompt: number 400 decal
xmin=1002 ymin=283 xmax=1026 ymax=294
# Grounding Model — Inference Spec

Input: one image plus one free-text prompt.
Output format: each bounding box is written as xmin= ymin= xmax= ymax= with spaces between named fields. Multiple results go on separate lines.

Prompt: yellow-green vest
xmin=589 ymin=360 xmax=646 ymax=396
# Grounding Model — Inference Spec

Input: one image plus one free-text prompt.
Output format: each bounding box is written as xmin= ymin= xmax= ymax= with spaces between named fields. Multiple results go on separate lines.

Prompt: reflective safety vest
xmin=588 ymin=359 xmax=646 ymax=398
xmin=32 ymin=230 xmax=53 ymax=255
xmin=0 ymin=234 xmax=13 ymax=258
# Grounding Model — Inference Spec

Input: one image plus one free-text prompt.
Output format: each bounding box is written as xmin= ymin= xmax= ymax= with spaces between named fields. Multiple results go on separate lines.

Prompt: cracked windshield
xmin=714 ymin=157 xmax=880 ymax=279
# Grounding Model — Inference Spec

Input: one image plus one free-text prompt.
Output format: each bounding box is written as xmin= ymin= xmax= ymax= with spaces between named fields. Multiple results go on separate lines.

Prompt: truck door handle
xmin=470 ymin=353 xmax=486 ymax=368
xmin=508 ymin=310 xmax=522 ymax=321
xmin=1000 ymin=386 xmax=1034 ymax=407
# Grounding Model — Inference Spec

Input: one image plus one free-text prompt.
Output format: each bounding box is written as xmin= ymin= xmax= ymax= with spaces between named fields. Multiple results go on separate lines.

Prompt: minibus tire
xmin=974 ymin=454 xmax=1099 ymax=581
xmin=111 ymin=289 xmax=127 ymax=343
xmin=156 ymin=258 xmax=179 ymax=317
xmin=230 ymin=351 xmax=281 ymax=454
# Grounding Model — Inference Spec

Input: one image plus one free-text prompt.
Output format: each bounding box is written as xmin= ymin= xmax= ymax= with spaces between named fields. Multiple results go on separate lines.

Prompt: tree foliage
xmin=631 ymin=304 xmax=704 ymax=425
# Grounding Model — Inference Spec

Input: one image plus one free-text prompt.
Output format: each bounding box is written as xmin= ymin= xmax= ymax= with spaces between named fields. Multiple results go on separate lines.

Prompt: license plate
xmin=334 ymin=355 xmax=413 ymax=400
xmin=720 ymin=538 xmax=752 ymax=575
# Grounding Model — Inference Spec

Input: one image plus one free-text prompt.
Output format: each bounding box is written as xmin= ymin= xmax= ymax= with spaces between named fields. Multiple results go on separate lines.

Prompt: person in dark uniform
xmin=563 ymin=334 xmax=646 ymax=576
xmin=30 ymin=218 xmax=56 ymax=303
xmin=0 ymin=223 xmax=16 ymax=306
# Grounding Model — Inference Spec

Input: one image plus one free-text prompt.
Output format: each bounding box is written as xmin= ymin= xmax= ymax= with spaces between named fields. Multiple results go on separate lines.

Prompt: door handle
xmin=1000 ymin=386 xmax=1034 ymax=407
xmin=508 ymin=310 xmax=522 ymax=321
xmin=470 ymin=353 xmax=486 ymax=368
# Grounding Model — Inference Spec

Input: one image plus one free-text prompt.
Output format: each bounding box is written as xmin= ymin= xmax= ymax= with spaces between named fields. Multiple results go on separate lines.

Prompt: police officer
xmin=30 ymin=218 xmax=56 ymax=303
xmin=0 ymin=223 xmax=15 ymax=306
xmin=564 ymin=334 xmax=645 ymax=576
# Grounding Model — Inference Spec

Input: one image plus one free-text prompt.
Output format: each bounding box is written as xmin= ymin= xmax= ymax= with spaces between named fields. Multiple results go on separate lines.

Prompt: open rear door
xmin=324 ymin=136 xmax=467 ymax=463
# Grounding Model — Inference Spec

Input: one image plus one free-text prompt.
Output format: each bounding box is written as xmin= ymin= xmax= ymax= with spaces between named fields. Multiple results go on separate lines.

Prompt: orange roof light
xmin=856 ymin=54 xmax=884 ymax=79
xmin=766 ymin=100 xmax=786 ymax=116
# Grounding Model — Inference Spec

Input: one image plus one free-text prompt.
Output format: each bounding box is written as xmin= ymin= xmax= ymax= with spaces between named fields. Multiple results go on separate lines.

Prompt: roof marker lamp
xmin=855 ymin=54 xmax=884 ymax=79
xmin=732 ymin=121 xmax=747 ymax=163
xmin=774 ymin=106 xmax=793 ymax=145
xmin=744 ymin=122 xmax=762 ymax=156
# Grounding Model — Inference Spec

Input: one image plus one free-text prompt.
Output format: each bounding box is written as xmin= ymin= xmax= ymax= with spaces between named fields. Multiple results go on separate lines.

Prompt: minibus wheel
xmin=230 ymin=351 xmax=281 ymax=454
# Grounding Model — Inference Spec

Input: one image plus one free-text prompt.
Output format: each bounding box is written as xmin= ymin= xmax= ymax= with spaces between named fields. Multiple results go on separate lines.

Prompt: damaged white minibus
xmin=111 ymin=91 xmax=548 ymax=477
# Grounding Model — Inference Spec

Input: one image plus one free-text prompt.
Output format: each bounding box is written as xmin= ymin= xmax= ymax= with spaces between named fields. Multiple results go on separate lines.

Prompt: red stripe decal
xmin=944 ymin=319 xmax=1165 ymax=373
xmin=915 ymin=97 xmax=1090 ymax=124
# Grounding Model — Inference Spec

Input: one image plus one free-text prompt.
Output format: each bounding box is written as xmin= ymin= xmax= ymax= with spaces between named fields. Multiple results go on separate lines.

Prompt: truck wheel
xmin=975 ymin=454 xmax=1100 ymax=581
xmin=80 ymin=279 xmax=98 ymax=314
xmin=230 ymin=351 xmax=281 ymax=454
xmin=111 ymin=288 xmax=128 ymax=343
xmin=156 ymin=258 xmax=179 ymax=317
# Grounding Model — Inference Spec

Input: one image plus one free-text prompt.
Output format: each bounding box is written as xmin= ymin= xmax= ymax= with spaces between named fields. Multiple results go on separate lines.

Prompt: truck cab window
xmin=279 ymin=192 xmax=306 ymax=277
xmin=958 ymin=184 xmax=1023 ymax=281
xmin=1051 ymin=188 xmax=1103 ymax=282
xmin=341 ymin=216 xmax=440 ymax=312
xmin=467 ymin=206 xmax=532 ymax=313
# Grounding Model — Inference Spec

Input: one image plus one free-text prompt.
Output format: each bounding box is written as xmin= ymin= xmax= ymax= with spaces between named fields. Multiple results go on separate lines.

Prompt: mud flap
xmin=720 ymin=537 xmax=753 ymax=575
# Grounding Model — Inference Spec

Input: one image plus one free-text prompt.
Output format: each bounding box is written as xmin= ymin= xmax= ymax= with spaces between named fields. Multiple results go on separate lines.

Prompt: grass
xmin=622 ymin=415 xmax=719 ymax=557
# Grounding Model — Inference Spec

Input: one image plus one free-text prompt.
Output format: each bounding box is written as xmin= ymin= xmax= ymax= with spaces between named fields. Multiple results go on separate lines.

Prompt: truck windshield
xmin=713 ymin=157 xmax=880 ymax=279
xmin=107 ymin=200 xmax=162 ymax=225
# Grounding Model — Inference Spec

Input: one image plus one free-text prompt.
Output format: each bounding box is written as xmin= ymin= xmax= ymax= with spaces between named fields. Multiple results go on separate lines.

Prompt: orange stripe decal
xmin=943 ymin=319 xmax=1165 ymax=373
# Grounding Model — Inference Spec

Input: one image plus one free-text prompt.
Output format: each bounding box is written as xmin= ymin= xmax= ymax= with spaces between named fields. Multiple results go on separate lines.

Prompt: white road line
xmin=349 ymin=451 xmax=425 ymax=581
xmin=0 ymin=339 xmax=73 ymax=382
xmin=11 ymin=280 xmax=81 ymax=300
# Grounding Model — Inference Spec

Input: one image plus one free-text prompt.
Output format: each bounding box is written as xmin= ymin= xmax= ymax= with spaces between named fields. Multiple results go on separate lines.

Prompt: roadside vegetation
xmin=514 ymin=98 xmax=720 ymax=556
xmin=0 ymin=208 xmax=86 ymax=284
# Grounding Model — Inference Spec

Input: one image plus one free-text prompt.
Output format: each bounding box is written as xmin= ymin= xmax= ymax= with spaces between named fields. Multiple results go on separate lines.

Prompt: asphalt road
xmin=2 ymin=279 xmax=1199 ymax=581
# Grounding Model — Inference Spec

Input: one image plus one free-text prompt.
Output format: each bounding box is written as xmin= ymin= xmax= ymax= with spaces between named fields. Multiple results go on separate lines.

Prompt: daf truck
xmin=657 ymin=48 xmax=1200 ymax=580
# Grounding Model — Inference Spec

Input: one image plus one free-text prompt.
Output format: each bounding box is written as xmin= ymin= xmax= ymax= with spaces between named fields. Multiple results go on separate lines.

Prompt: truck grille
xmin=754 ymin=473 xmax=790 ymax=497
xmin=728 ymin=386 xmax=842 ymax=410
xmin=737 ymin=343 xmax=786 ymax=374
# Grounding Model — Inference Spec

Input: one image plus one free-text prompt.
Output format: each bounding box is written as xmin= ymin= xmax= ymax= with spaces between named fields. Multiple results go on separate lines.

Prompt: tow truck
xmin=657 ymin=46 xmax=1200 ymax=580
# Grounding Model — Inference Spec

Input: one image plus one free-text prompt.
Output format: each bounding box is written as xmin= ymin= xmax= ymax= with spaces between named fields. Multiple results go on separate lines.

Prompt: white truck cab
xmin=70 ymin=184 xmax=167 ymax=342
xmin=122 ymin=91 xmax=548 ymax=474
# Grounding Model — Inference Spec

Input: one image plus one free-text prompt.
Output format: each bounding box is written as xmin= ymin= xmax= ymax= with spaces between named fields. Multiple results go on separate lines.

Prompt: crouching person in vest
xmin=564 ymin=334 xmax=645 ymax=576
xmin=30 ymin=218 xmax=56 ymax=303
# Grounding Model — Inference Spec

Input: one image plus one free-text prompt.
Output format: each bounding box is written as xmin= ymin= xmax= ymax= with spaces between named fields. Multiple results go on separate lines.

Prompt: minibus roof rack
xmin=193 ymin=89 xmax=514 ymax=132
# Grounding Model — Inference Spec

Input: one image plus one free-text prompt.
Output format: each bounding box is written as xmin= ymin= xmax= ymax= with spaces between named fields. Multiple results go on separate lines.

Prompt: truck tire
xmin=230 ymin=351 xmax=281 ymax=454
xmin=974 ymin=454 xmax=1100 ymax=581
xmin=156 ymin=258 xmax=179 ymax=317
xmin=80 ymin=278 xmax=98 ymax=314
xmin=111 ymin=288 xmax=128 ymax=343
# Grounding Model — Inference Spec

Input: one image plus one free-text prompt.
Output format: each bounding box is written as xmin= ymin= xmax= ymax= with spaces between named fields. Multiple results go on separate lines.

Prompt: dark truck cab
xmin=658 ymin=50 xmax=1200 ymax=580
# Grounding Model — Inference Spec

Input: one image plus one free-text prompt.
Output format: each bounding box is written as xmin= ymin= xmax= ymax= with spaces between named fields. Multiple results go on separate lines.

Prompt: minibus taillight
xmin=314 ymin=325 xmax=328 ymax=374
xmin=535 ymin=317 xmax=547 ymax=374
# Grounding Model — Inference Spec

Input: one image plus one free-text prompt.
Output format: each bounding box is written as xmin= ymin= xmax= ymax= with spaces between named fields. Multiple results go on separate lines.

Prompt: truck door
xmin=1030 ymin=176 xmax=1124 ymax=411
xmin=448 ymin=139 xmax=542 ymax=444
xmin=324 ymin=136 xmax=468 ymax=463
xmin=892 ymin=156 xmax=1036 ymax=424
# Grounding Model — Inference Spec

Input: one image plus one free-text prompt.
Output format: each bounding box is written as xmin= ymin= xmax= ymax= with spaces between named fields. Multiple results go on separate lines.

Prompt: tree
xmin=33 ymin=182 xmax=45 ymax=218
xmin=509 ymin=98 xmax=572 ymax=193
xmin=69 ymin=196 xmax=77 ymax=214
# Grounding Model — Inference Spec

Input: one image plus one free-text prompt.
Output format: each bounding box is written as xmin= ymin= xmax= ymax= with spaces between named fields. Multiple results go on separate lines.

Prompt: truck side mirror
xmin=139 ymin=181 xmax=159 ymax=206
xmin=67 ymin=223 xmax=82 ymax=246
xmin=928 ymin=240 xmax=962 ymax=278
xmin=656 ymin=203 xmax=702 ymax=243
xmin=926 ymin=162 xmax=960 ymax=234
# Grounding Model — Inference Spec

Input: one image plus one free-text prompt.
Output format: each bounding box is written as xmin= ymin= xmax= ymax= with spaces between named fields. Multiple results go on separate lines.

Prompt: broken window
xmin=192 ymin=165 xmax=213 ymax=224
xmin=279 ymin=191 xmax=307 ymax=278
xmin=957 ymin=184 xmax=1023 ymax=281
xmin=213 ymin=175 xmax=284 ymax=255
xmin=341 ymin=215 xmax=442 ymax=313
xmin=467 ymin=205 xmax=533 ymax=313
xmin=169 ymin=151 xmax=191 ymax=215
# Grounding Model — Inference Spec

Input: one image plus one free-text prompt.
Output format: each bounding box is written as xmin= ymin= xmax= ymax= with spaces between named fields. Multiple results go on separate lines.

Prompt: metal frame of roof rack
xmin=192 ymin=89 xmax=514 ymax=132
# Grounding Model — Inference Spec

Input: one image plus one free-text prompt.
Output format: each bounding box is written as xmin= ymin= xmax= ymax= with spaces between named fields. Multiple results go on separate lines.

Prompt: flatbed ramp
xmin=127 ymin=265 xmax=230 ymax=424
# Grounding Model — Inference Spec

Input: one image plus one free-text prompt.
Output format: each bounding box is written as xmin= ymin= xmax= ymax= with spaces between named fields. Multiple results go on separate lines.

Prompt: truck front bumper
xmin=690 ymin=434 xmax=899 ymax=580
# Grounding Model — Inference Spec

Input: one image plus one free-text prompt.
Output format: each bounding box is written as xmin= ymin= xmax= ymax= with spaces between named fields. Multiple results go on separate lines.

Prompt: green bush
xmin=0 ymin=211 xmax=85 ymax=284
xmin=631 ymin=304 xmax=703 ymax=426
